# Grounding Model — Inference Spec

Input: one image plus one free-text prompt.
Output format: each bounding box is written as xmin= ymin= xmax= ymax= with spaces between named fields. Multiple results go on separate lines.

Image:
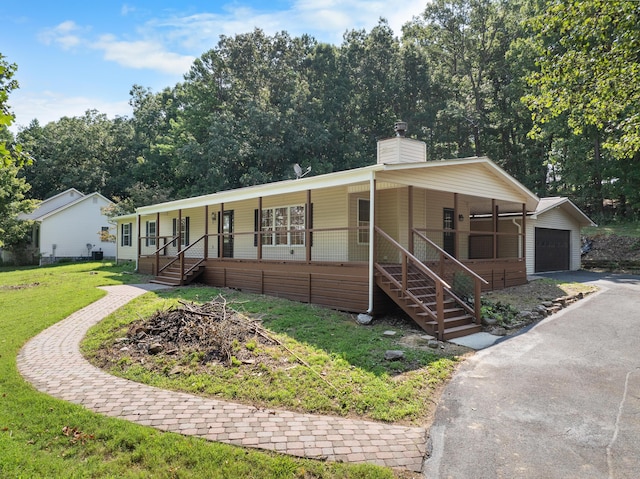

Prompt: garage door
xmin=535 ymin=228 xmax=570 ymax=272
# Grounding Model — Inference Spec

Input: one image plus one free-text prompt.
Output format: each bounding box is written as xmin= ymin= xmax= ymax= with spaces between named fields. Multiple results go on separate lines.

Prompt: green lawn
xmin=83 ymin=287 xmax=458 ymax=424
xmin=0 ymin=262 xmax=400 ymax=479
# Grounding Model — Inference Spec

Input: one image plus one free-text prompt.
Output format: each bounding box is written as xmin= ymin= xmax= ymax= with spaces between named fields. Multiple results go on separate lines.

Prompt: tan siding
xmin=348 ymin=190 xmax=371 ymax=262
xmin=413 ymin=188 xmax=426 ymax=229
xmin=312 ymin=186 xmax=350 ymax=262
xmin=381 ymin=163 xmax=529 ymax=203
xmin=377 ymin=137 xmax=426 ymax=164
xmin=424 ymin=190 xmax=452 ymax=250
xmin=229 ymin=199 xmax=260 ymax=260
xmin=116 ymin=218 xmax=138 ymax=261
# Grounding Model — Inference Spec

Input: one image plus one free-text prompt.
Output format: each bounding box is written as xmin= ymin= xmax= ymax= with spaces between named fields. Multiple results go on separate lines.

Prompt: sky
xmin=1 ymin=1 xmax=428 ymax=133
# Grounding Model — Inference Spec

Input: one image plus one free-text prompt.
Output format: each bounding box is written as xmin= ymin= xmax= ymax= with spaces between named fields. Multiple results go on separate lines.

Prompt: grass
xmin=0 ymin=262 xmax=403 ymax=479
xmin=83 ymin=287 xmax=459 ymax=424
xmin=583 ymin=221 xmax=640 ymax=238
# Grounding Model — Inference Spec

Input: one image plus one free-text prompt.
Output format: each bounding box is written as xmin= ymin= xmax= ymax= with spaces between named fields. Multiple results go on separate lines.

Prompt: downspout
xmin=367 ymin=171 xmax=375 ymax=314
xmin=135 ymin=214 xmax=140 ymax=272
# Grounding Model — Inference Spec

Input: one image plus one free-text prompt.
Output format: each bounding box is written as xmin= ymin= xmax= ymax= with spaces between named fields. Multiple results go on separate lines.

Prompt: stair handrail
xmin=376 ymin=227 xmax=450 ymax=338
xmin=412 ymin=229 xmax=488 ymax=324
xmin=157 ymin=234 xmax=206 ymax=278
xmin=149 ymin=234 xmax=181 ymax=256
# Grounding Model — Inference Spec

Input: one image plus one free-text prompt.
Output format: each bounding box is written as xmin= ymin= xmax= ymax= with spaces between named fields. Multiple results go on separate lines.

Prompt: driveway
xmin=424 ymin=271 xmax=640 ymax=479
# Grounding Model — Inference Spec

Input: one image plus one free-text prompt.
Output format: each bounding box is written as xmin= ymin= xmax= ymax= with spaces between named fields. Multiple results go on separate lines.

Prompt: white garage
xmin=526 ymin=197 xmax=596 ymax=274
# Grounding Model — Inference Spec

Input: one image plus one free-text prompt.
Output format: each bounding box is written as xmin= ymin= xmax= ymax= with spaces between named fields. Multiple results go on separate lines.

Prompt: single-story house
xmin=115 ymin=133 xmax=591 ymax=340
xmin=16 ymin=188 xmax=116 ymax=264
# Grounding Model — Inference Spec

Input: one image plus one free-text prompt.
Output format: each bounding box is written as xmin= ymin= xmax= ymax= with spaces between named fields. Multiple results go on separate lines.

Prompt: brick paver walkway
xmin=17 ymin=284 xmax=427 ymax=472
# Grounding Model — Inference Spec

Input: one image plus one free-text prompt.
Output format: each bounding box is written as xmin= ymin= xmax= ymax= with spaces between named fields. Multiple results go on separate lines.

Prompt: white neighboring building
xmin=17 ymin=188 xmax=116 ymax=264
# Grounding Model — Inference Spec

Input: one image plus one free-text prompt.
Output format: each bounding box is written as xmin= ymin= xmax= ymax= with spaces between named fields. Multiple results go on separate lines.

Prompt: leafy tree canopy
xmin=525 ymin=0 xmax=640 ymax=159
xmin=0 ymin=54 xmax=37 ymax=250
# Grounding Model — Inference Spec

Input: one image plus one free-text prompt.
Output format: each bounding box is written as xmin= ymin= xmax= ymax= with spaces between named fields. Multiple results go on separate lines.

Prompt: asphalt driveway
xmin=424 ymin=271 xmax=640 ymax=479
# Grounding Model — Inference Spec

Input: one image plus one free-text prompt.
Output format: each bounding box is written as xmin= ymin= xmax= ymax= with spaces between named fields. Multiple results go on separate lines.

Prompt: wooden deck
xmin=139 ymin=257 xmax=526 ymax=317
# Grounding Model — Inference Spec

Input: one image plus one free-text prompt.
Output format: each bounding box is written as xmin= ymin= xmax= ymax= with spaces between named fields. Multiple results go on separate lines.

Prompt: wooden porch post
xmin=408 ymin=186 xmax=414 ymax=254
xmin=453 ymin=192 xmax=459 ymax=258
xmin=218 ymin=203 xmax=224 ymax=259
xmin=521 ymin=203 xmax=526 ymax=261
xmin=306 ymin=190 xmax=311 ymax=263
xmin=492 ymin=199 xmax=497 ymax=260
xmin=257 ymin=197 xmax=263 ymax=261
xmin=204 ymin=205 xmax=209 ymax=260
xmin=177 ymin=209 xmax=182 ymax=254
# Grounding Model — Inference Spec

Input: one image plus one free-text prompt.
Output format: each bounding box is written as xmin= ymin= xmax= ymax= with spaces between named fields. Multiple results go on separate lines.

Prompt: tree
xmin=525 ymin=0 xmax=640 ymax=215
xmin=18 ymin=110 xmax=138 ymax=201
xmin=0 ymin=54 xmax=37 ymax=253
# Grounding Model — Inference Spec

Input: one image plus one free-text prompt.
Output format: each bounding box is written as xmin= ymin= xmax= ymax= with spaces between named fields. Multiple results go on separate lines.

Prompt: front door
xmin=443 ymin=208 xmax=456 ymax=257
xmin=223 ymin=210 xmax=234 ymax=258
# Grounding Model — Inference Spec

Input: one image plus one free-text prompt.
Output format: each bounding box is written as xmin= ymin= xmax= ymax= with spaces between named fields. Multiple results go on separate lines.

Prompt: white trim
xmin=132 ymin=157 xmax=540 ymax=217
xmin=367 ymin=172 xmax=375 ymax=314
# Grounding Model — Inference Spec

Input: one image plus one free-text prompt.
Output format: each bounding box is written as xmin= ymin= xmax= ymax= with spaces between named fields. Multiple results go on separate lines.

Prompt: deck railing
xmin=141 ymin=227 xmax=370 ymax=264
xmin=412 ymin=229 xmax=488 ymax=321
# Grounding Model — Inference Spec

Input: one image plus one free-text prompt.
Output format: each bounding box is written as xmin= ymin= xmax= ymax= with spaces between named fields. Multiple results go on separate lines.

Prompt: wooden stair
xmin=376 ymin=264 xmax=481 ymax=340
xmin=150 ymin=258 xmax=205 ymax=286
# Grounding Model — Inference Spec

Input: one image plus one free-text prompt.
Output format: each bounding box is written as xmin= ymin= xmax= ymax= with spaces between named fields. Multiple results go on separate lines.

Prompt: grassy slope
xmin=583 ymin=222 xmax=640 ymax=238
xmin=0 ymin=263 xmax=396 ymax=479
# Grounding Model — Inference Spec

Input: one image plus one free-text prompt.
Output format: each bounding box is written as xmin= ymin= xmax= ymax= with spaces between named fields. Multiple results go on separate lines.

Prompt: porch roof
xmin=131 ymin=156 xmax=538 ymax=217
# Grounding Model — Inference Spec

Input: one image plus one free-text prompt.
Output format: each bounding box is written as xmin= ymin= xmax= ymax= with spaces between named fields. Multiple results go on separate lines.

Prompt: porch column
xmin=408 ymin=186 xmax=414 ymax=254
xmin=306 ymin=190 xmax=311 ymax=263
xmin=367 ymin=174 xmax=376 ymax=314
xmin=453 ymin=192 xmax=459 ymax=258
xmin=204 ymin=205 xmax=209 ymax=260
xmin=521 ymin=203 xmax=526 ymax=261
xmin=137 ymin=214 xmax=142 ymax=268
xmin=155 ymin=212 xmax=160 ymax=275
xmin=218 ymin=203 xmax=224 ymax=259
xmin=257 ymin=197 xmax=263 ymax=261
xmin=492 ymin=200 xmax=497 ymax=260
xmin=177 ymin=209 xmax=182 ymax=254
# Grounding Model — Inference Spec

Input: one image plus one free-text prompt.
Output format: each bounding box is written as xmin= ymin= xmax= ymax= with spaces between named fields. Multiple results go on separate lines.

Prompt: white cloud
xmin=38 ymin=20 xmax=86 ymax=49
xmin=9 ymin=90 xmax=132 ymax=133
xmin=155 ymin=0 xmax=427 ymax=50
xmin=92 ymin=34 xmax=195 ymax=75
xmin=121 ymin=4 xmax=136 ymax=16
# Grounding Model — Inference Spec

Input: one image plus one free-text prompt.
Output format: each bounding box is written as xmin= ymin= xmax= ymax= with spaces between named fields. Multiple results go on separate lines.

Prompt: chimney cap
xmin=394 ymin=121 xmax=408 ymax=137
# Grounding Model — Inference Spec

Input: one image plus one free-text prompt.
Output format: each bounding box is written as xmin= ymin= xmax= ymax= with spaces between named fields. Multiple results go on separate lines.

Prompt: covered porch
xmin=132 ymin=164 xmax=532 ymax=340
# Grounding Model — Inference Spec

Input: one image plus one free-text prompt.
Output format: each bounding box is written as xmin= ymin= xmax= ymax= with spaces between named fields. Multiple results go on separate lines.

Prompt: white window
xmin=172 ymin=217 xmax=190 ymax=246
xmin=358 ymin=198 xmax=370 ymax=244
xmin=145 ymin=221 xmax=157 ymax=246
xmin=121 ymin=223 xmax=132 ymax=247
xmin=261 ymin=205 xmax=305 ymax=246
